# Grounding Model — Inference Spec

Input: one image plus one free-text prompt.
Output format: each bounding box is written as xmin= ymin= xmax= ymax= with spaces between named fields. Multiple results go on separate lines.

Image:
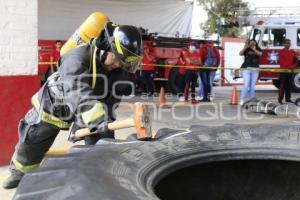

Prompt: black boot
xmin=2 ymin=170 xmax=24 ymax=189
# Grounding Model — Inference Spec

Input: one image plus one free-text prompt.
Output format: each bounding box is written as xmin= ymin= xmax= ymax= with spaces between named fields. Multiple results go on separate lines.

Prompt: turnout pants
xmin=10 ymin=108 xmax=60 ymax=174
xmin=10 ymin=107 xmax=114 ymax=174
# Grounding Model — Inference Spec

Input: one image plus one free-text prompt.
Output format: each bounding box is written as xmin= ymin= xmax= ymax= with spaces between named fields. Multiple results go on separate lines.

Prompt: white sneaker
xmin=195 ymin=96 xmax=203 ymax=101
xmin=209 ymin=94 xmax=215 ymax=101
xmin=239 ymin=100 xmax=244 ymax=106
xmin=178 ymin=96 xmax=185 ymax=102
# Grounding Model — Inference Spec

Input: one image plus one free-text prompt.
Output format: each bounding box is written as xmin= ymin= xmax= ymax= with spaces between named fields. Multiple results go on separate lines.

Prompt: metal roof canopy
xmin=38 ymin=0 xmax=194 ymax=40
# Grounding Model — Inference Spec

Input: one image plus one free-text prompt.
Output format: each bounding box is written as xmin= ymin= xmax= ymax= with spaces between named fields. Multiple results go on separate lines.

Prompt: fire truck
xmin=140 ymin=31 xmax=217 ymax=94
xmin=38 ymin=32 xmax=216 ymax=94
xmin=237 ymin=7 xmax=300 ymax=91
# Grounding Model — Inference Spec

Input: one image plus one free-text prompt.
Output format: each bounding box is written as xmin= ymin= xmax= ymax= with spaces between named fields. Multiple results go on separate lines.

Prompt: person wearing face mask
xmin=198 ymin=41 xmax=220 ymax=102
xmin=2 ymin=22 xmax=142 ymax=189
xmin=182 ymin=43 xmax=201 ymax=104
xmin=239 ymin=39 xmax=262 ymax=105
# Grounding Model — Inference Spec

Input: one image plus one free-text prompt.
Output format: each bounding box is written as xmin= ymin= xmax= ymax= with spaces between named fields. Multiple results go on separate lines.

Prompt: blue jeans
xmin=197 ymin=70 xmax=216 ymax=97
xmin=199 ymin=70 xmax=211 ymax=100
xmin=210 ymin=70 xmax=216 ymax=92
xmin=197 ymin=75 xmax=203 ymax=97
xmin=240 ymin=69 xmax=259 ymax=101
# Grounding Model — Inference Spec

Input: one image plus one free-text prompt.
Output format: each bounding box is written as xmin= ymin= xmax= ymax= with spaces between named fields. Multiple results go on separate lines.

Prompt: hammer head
xmin=133 ymin=102 xmax=152 ymax=140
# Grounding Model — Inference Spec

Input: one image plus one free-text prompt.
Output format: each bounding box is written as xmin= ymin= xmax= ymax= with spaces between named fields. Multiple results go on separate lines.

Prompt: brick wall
xmin=0 ymin=0 xmax=37 ymax=75
xmin=0 ymin=0 xmax=39 ymax=165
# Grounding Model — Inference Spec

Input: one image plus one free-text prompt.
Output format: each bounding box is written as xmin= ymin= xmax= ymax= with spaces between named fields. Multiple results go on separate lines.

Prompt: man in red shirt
xmin=278 ymin=39 xmax=297 ymax=104
xmin=142 ymin=44 xmax=156 ymax=96
xmin=182 ymin=43 xmax=201 ymax=103
xmin=50 ymin=40 xmax=62 ymax=72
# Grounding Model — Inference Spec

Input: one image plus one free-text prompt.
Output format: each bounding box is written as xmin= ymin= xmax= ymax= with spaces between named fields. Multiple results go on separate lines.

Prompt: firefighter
xmin=3 ymin=22 xmax=142 ymax=189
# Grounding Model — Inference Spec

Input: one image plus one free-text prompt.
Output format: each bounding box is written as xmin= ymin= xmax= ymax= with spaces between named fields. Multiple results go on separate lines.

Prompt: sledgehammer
xmin=73 ymin=102 xmax=152 ymax=140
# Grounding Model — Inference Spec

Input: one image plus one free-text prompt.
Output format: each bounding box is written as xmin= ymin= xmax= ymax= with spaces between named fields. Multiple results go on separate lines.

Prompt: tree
xmin=198 ymin=0 xmax=250 ymax=38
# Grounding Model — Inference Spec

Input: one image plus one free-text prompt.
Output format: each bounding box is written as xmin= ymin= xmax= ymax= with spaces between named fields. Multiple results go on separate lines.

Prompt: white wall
xmin=224 ymin=42 xmax=245 ymax=84
xmin=0 ymin=0 xmax=37 ymax=76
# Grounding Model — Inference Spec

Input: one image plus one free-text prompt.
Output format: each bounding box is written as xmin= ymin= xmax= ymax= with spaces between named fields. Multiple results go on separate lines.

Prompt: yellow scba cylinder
xmin=60 ymin=12 xmax=109 ymax=56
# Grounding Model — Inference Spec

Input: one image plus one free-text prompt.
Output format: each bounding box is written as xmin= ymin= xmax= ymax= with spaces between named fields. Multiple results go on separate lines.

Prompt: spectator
xmin=278 ymin=39 xmax=297 ymax=104
xmin=182 ymin=43 xmax=201 ymax=104
xmin=239 ymin=39 xmax=262 ymax=105
xmin=142 ymin=44 xmax=156 ymax=96
xmin=50 ymin=40 xmax=62 ymax=72
xmin=199 ymin=42 xmax=220 ymax=102
xmin=177 ymin=52 xmax=186 ymax=101
xmin=196 ymin=43 xmax=204 ymax=101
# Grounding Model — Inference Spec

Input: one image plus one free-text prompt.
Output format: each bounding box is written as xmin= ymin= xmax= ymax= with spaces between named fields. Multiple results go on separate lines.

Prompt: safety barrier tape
xmin=39 ymin=62 xmax=57 ymax=65
xmin=38 ymin=62 xmax=300 ymax=74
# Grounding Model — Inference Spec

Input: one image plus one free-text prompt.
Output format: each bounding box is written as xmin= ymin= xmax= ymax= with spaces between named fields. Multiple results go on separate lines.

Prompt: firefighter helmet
xmin=104 ymin=22 xmax=142 ymax=73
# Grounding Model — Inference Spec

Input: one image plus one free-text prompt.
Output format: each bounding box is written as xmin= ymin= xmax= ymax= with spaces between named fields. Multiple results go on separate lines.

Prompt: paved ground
xmin=1 ymin=85 xmax=300 ymax=199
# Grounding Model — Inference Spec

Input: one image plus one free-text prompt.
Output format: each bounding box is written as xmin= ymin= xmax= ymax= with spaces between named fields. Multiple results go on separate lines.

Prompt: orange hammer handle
xmin=74 ymin=118 xmax=135 ymax=138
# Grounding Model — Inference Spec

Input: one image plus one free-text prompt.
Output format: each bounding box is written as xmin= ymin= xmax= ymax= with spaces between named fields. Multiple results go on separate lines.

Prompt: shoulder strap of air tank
xmin=88 ymin=39 xmax=97 ymax=89
xmin=92 ymin=46 xmax=97 ymax=89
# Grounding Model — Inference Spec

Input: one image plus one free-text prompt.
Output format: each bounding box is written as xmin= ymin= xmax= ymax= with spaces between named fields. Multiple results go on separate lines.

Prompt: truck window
xmin=262 ymin=29 xmax=269 ymax=47
xmin=297 ymin=29 xmax=300 ymax=46
xmin=249 ymin=28 xmax=261 ymax=42
xmin=262 ymin=28 xmax=286 ymax=47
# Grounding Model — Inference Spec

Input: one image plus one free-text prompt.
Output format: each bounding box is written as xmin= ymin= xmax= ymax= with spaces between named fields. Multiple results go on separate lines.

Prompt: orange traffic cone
xmin=158 ymin=87 xmax=168 ymax=108
xmin=230 ymin=86 xmax=238 ymax=105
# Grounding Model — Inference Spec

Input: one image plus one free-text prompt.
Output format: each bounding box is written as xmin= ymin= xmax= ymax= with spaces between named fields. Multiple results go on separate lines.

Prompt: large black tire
xmin=296 ymin=98 xmax=300 ymax=106
xmin=14 ymin=123 xmax=300 ymax=200
xmin=167 ymin=67 xmax=182 ymax=94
